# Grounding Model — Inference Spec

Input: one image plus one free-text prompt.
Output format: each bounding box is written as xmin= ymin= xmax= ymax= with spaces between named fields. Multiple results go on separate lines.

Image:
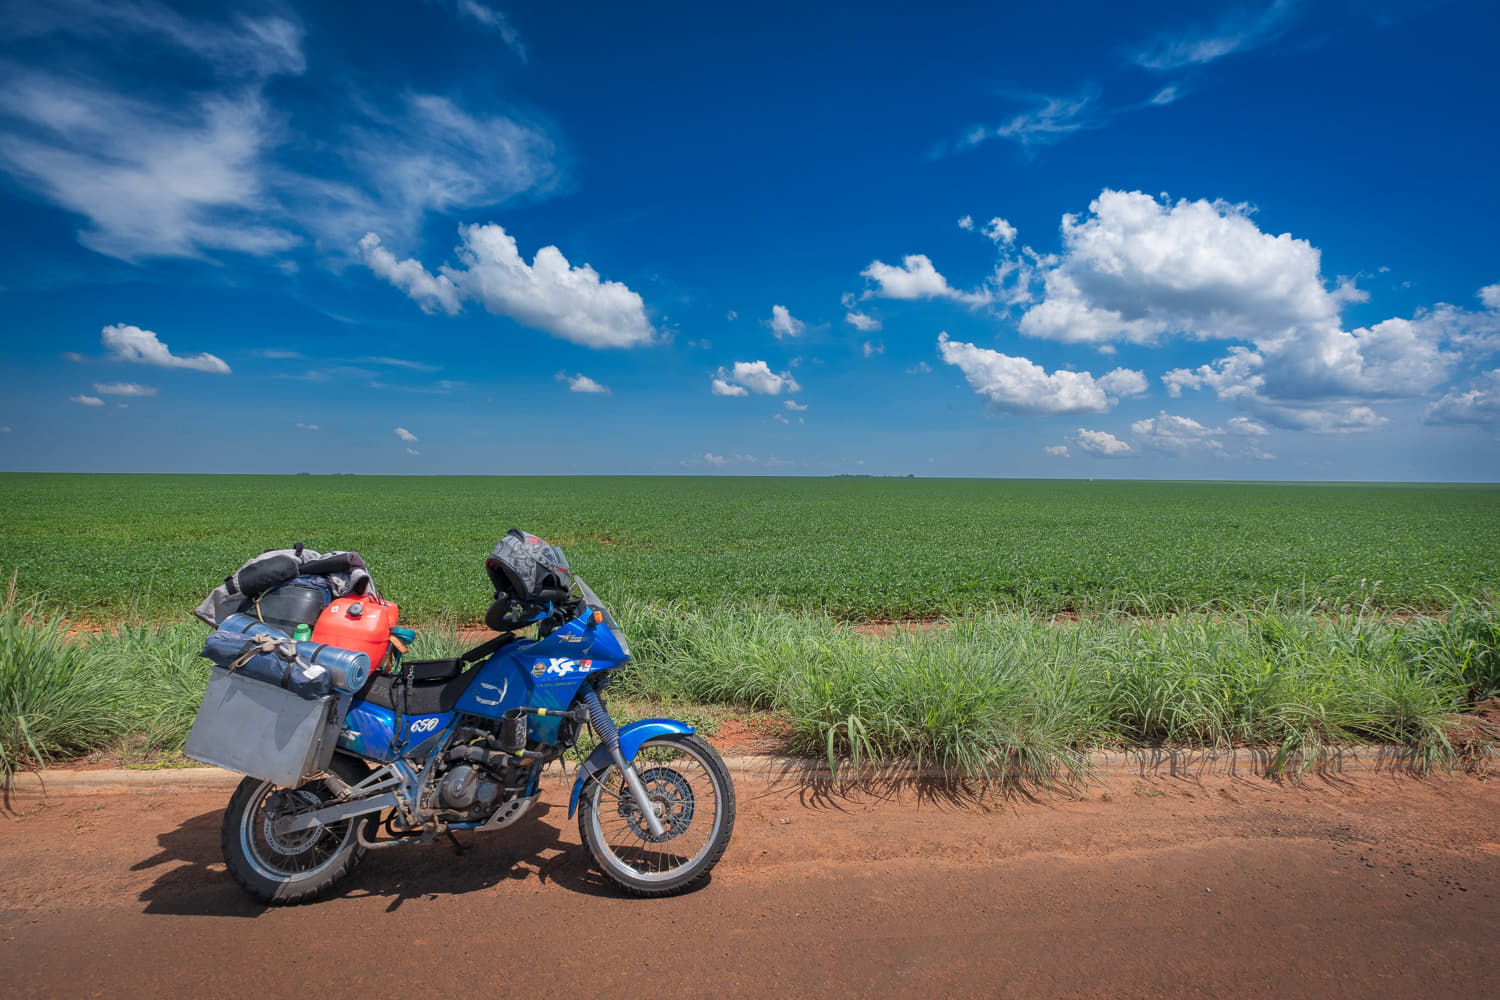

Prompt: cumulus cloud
xmin=861 ymin=254 xmax=991 ymax=307
xmin=295 ymin=422 xmax=318 ymax=431
xmin=359 ymin=225 xmax=654 ymax=348
xmin=991 ymin=190 xmax=1500 ymax=432
xmin=559 ymin=373 xmax=610 ymax=394
xmin=712 ymin=361 xmax=799 ymax=397
xmin=958 ymin=214 xmax=1016 ymax=242
xmin=1073 ymin=428 xmax=1132 ymax=457
xmin=937 ymin=333 xmax=1144 ymax=415
xmin=69 ymin=394 xmax=104 ymax=406
xmin=1426 ymin=370 xmax=1500 ymax=428
xmin=101 ymin=324 xmax=230 ymax=373
xmin=704 ymin=452 xmax=727 ymax=466
xmin=1129 ymin=412 xmax=1227 ymax=454
xmin=845 ymin=310 xmax=881 ymax=332
xmin=785 ymin=399 xmax=808 ymax=411
xmin=1482 ymin=285 xmax=1500 ymax=310
xmin=863 ymin=341 xmax=884 ymax=358
xmin=394 ymin=427 xmax=418 ymax=442
xmin=1045 ymin=444 xmax=1070 ymax=457
xmin=769 ymin=305 xmax=806 ymax=339
xmin=92 ymin=382 xmax=156 ymax=397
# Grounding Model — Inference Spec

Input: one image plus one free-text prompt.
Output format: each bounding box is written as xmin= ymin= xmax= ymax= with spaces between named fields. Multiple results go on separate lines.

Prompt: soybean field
xmin=1 ymin=474 xmax=1494 ymax=623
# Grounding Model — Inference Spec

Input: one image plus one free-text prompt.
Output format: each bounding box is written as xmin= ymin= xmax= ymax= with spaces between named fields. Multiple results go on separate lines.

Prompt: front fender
xmin=567 ymin=718 xmax=696 ymax=818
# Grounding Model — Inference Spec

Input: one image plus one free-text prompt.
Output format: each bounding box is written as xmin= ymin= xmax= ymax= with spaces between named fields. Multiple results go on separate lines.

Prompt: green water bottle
xmin=292 ymin=623 xmax=312 ymax=642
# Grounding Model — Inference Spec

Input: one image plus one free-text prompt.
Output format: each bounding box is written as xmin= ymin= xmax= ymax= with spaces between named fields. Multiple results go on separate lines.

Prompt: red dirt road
xmin=3 ymin=763 xmax=1499 ymax=999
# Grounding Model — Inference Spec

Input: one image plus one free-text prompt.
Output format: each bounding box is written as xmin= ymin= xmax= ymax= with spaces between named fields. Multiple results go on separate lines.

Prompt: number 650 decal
xmin=410 ymin=717 xmax=442 ymax=734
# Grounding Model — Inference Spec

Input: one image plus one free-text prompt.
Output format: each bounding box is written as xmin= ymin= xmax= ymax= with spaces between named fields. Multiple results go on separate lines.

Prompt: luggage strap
xmin=227 ymin=633 xmax=295 ymax=671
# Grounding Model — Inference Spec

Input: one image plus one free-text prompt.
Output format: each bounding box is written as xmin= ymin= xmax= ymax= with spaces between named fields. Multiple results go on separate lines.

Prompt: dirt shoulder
xmin=2 ymin=764 xmax=1498 ymax=999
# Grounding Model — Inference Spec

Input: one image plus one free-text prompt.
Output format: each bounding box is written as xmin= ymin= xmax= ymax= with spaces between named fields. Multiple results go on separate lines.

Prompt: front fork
xmin=580 ymin=687 xmax=668 ymax=838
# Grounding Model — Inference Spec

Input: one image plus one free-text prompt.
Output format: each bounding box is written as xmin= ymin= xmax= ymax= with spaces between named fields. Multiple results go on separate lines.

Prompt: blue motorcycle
xmin=212 ymin=532 xmax=735 ymax=902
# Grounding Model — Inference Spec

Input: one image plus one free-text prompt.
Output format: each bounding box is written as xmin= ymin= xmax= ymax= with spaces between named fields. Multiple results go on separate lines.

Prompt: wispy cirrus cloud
xmin=0 ymin=3 xmax=558 ymax=262
xmin=1131 ymin=0 xmax=1302 ymax=72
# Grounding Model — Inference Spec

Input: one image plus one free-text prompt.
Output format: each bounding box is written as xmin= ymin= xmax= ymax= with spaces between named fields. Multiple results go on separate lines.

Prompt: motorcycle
xmin=203 ymin=536 xmax=735 ymax=904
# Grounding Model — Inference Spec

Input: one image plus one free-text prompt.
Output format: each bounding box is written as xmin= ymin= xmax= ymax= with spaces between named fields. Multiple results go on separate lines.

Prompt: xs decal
xmin=533 ymin=657 xmax=594 ymax=678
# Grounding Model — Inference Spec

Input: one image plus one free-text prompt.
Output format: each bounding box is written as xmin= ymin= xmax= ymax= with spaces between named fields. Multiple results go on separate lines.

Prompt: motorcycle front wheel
xmin=220 ymin=754 xmax=375 ymax=905
xmin=577 ymin=733 xmax=736 ymax=896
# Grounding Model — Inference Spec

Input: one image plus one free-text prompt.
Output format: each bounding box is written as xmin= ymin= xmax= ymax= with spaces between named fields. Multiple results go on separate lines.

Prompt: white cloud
xmin=1426 ymin=370 xmax=1500 ymax=428
xmin=861 ymin=254 xmax=991 ymax=306
xmin=1130 ymin=412 xmax=1226 ymax=454
xmin=769 ymin=305 xmax=806 ymax=339
xmin=772 ymin=413 xmax=789 ymax=424
xmin=907 ymin=361 xmax=933 ymax=375
xmin=1003 ymin=190 xmax=1494 ymax=430
xmin=359 ymin=225 xmax=654 ymax=349
xmin=69 ymin=394 xmax=104 ymax=406
xmin=704 ymin=452 xmax=727 ymax=466
xmin=845 ymin=310 xmax=881 ymax=332
xmin=1226 ymin=417 xmax=1269 ymax=436
xmin=1018 ymin=190 xmax=1342 ymax=346
xmin=318 ymin=95 xmax=557 ymax=252
xmin=1097 ymin=368 xmax=1149 ymax=398
xmin=785 ymin=399 xmax=808 ymax=411
xmin=101 ymin=324 xmax=230 ymax=373
xmin=862 ymin=341 xmax=884 ymax=358
xmin=560 ymin=373 xmax=610 ymax=394
xmin=92 ymin=382 xmax=156 ymax=397
xmin=0 ymin=77 xmax=296 ymax=261
xmin=295 ymin=422 xmax=318 ymax=431
xmin=937 ymin=333 xmax=1143 ymax=415
xmin=983 ymin=217 xmax=1017 ymax=245
xmin=960 ymin=91 xmax=1097 ymax=151
xmin=712 ymin=361 xmax=799 ymax=397
xmin=1073 ymin=428 xmax=1132 ymax=457
xmin=1045 ymin=445 xmax=1070 ymax=458
xmin=456 ymin=1 xmax=527 ymax=60
xmin=1132 ymin=0 xmax=1300 ymax=71
xmin=0 ymin=6 xmax=557 ymax=261
xmin=1481 ymin=285 xmax=1500 ymax=310
xmin=0 ymin=3 xmax=307 ymax=261
xmin=394 ymin=427 xmax=418 ymax=442
xmin=406 ymin=447 xmax=420 ymax=455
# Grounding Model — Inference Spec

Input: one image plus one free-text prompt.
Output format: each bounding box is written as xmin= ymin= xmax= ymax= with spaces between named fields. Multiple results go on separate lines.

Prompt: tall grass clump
xmin=0 ymin=581 xmax=125 ymax=780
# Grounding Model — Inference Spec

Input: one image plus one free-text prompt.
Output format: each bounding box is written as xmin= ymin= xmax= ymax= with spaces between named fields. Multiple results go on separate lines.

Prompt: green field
xmin=2 ymin=473 xmax=1498 ymax=783
xmin=0 ymin=474 xmax=1495 ymax=623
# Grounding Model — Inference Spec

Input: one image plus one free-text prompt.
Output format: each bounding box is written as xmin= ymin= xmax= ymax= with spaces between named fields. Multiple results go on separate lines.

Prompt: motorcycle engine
xmin=436 ymin=763 xmax=503 ymax=818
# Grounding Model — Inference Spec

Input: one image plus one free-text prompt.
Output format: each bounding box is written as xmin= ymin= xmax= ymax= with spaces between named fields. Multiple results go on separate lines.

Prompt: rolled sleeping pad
xmin=218 ymin=612 xmax=290 ymax=638
xmin=296 ymin=641 xmax=371 ymax=695
xmin=201 ymin=625 xmax=371 ymax=697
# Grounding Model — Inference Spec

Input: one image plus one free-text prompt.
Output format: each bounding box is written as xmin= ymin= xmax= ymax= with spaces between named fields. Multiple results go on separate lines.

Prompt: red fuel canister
xmin=311 ymin=595 xmax=400 ymax=671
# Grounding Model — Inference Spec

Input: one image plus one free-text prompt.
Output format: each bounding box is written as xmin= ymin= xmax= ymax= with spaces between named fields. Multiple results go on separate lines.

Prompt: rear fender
xmin=567 ymin=718 xmax=696 ymax=818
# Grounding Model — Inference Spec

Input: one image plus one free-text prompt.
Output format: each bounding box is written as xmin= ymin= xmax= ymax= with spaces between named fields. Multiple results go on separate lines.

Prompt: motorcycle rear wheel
xmin=221 ymin=754 xmax=375 ymax=905
xmin=577 ymin=733 xmax=735 ymax=896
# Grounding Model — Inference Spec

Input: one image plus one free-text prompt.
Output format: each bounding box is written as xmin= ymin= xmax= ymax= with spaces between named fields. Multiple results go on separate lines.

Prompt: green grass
xmin=1 ymin=474 xmax=1496 ymax=623
xmin=2 ymin=594 xmax=1496 ymax=786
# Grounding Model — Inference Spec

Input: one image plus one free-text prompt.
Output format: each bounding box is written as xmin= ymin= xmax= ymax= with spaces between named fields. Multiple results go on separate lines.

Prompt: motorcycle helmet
xmin=484 ymin=529 xmax=573 ymax=629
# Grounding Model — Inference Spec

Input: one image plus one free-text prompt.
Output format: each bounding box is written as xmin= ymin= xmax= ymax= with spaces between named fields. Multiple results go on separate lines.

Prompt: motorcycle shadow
xmin=137 ymin=802 xmax=639 ymax=916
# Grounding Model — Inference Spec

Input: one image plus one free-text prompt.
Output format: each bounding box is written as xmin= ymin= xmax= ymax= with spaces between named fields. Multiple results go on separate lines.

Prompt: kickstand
xmin=446 ymin=829 xmax=469 ymax=856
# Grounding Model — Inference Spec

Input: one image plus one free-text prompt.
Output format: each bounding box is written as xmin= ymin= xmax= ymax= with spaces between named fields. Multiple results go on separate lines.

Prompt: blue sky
xmin=1 ymin=0 xmax=1497 ymax=479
